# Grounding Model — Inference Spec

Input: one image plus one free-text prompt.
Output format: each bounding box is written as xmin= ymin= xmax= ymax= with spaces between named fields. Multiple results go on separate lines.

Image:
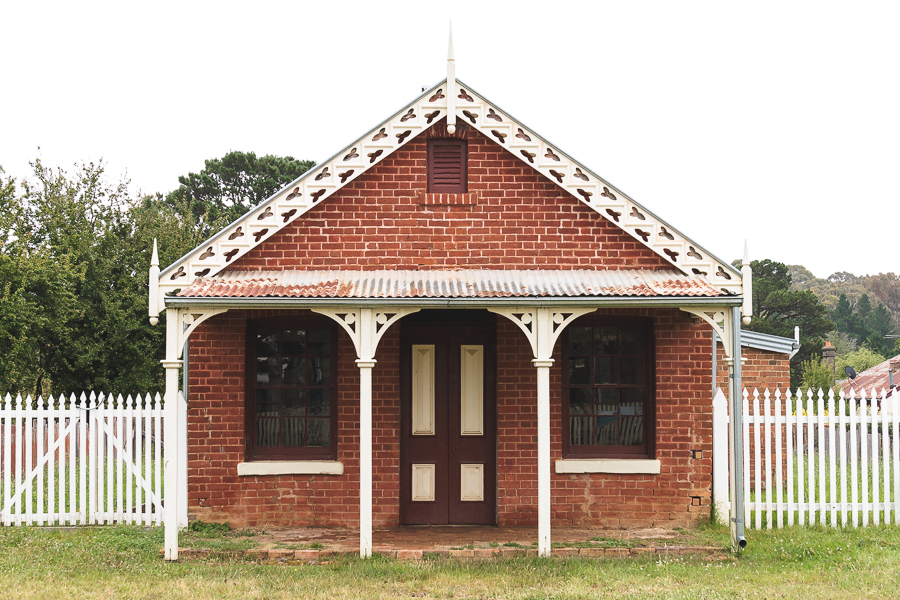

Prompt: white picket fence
xmin=714 ymin=387 xmax=900 ymax=529
xmin=0 ymin=391 xmax=183 ymax=526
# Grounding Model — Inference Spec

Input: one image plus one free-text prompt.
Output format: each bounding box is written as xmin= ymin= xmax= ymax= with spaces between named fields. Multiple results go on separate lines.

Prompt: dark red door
xmin=400 ymin=319 xmax=496 ymax=525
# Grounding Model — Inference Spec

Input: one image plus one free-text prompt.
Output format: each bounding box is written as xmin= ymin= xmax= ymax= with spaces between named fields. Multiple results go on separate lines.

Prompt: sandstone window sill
xmin=555 ymin=459 xmax=661 ymax=475
xmin=237 ymin=461 xmax=344 ymax=476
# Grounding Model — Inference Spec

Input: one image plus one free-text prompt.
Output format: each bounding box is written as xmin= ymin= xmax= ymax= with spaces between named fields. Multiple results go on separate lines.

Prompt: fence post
xmin=712 ymin=389 xmax=729 ymax=525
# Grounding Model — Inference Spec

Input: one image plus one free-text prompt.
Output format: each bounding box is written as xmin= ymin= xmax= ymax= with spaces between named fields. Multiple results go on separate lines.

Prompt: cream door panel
xmin=412 ymin=344 xmax=435 ymax=435
xmin=460 ymin=345 xmax=484 ymax=436
xmin=412 ymin=464 xmax=435 ymax=502
xmin=460 ymin=463 xmax=484 ymax=501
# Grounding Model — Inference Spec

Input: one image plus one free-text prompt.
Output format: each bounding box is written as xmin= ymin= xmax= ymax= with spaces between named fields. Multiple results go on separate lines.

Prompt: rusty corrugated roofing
xmin=841 ymin=352 xmax=900 ymax=397
xmin=175 ymin=269 xmax=725 ymax=299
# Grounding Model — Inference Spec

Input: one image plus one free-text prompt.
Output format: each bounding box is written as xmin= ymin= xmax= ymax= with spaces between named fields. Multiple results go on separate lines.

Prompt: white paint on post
xmin=534 ymin=359 xmax=553 ymax=557
xmin=178 ymin=390 xmax=189 ymax=529
xmin=163 ymin=307 xmax=182 ymax=561
xmin=358 ymin=358 xmax=376 ymax=558
xmin=712 ymin=389 xmax=729 ymax=525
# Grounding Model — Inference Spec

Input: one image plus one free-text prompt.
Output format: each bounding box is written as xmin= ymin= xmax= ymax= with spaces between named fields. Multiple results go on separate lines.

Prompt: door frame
xmin=399 ymin=312 xmax=497 ymax=525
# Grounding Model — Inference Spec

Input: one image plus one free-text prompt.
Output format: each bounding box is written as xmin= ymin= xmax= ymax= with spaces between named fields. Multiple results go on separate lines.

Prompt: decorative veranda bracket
xmin=488 ymin=308 xmax=595 ymax=361
xmin=312 ymin=308 xmax=421 ymax=361
xmin=680 ymin=308 xmax=733 ymax=360
xmin=175 ymin=308 xmax=228 ymax=359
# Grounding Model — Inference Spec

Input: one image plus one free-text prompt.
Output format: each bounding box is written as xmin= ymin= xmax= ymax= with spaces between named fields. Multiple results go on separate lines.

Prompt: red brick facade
xmin=715 ymin=344 xmax=792 ymax=393
xmin=186 ymin=122 xmax=719 ymax=530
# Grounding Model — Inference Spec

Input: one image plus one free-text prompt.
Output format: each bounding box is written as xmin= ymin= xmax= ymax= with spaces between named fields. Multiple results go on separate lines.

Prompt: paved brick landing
xmin=169 ymin=526 xmax=727 ymax=562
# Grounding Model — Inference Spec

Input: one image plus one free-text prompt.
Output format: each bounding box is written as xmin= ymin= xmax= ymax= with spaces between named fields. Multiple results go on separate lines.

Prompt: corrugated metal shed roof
xmin=714 ymin=329 xmax=801 ymax=357
xmin=841 ymin=352 xmax=900 ymax=396
xmin=176 ymin=269 xmax=726 ymax=299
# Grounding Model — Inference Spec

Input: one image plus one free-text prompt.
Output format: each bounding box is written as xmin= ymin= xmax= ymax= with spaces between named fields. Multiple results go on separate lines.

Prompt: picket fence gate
xmin=0 ymin=391 xmax=185 ymax=527
xmin=713 ymin=387 xmax=900 ymax=530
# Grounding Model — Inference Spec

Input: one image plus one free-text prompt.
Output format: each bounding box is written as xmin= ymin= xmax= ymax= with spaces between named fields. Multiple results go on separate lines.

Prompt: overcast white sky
xmin=1 ymin=1 xmax=897 ymax=278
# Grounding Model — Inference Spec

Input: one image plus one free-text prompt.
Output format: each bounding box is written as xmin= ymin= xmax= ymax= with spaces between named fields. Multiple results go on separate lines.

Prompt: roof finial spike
xmin=741 ymin=239 xmax=753 ymax=325
xmin=149 ymin=238 xmax=160 ymax=326
xmin=448 ymin=21 xmax=455 ymax=62
xmin=151 ymin=238 xmax=159 ymax=268
xmin=743 ymin=239 xmax=749 ymax=264
xmin=446 ymin=21 xmax=457 ymax=135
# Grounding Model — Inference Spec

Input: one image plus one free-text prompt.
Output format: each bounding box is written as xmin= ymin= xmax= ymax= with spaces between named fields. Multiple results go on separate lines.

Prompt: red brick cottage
xmin=149 ymin=55 xmax=753 ymax=560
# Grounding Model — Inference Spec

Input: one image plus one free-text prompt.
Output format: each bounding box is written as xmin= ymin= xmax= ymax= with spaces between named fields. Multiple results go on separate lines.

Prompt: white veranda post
xmin=489 ymin=307 xmax=593 ymax=557
xmin=312 ymin=307 xmax=419 ymax=558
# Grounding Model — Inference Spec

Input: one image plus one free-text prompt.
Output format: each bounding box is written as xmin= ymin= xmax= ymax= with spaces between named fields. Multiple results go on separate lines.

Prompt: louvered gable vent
xmin=427 ymin=138 xmax=467 ymax=193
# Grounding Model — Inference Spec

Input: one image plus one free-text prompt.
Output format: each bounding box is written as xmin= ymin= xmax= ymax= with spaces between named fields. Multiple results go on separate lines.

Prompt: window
xmin=427 ymin=138 xmax=467 ymax=193
xmin=562 ymin=317 xmax=654 ymax=459
xmin=247 ymin=317 xmax=337 ymax=460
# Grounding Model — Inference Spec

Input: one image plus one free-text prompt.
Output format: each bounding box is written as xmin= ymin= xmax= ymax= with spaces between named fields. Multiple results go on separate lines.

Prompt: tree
xmin=866 ymin=303 xmax=896 ymax=356
xmin=738 ymin=259 xmax=834 ymax=388
xmin=835 ymin=347 xmax=886 ymax=377
xmin=164 ymin=151 xmax=314 ymax=236
xmin=799 ymin=356 xmax=835 ymax=395
xmin=831 ymin=293 xmax=854 ymax=333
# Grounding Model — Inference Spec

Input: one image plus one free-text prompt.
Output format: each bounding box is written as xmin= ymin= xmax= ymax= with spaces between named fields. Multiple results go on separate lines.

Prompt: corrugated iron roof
xmin=841 ymin=352 xmax=900 ymax=397
xmin=176 ymin=269 xmax=726 ymax=299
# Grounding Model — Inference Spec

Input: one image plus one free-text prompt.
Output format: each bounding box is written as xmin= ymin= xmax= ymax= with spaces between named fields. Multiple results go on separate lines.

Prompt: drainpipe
xmin=729 ymin=306 xmax=747 ymax=550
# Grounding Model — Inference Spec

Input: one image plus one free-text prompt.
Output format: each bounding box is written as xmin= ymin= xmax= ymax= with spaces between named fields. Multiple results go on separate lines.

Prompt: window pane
xmin=569 ymin=358 xmax=590 ymax=384
xmin=619 ymin=327 xmax=644 ymax=354
xmin=619 ymin=417 xmax=643 ymax=446
xmin=596 ymin=388 xmax=618 ymax=415
xmin=282 ymin=329 xmax=307 ymax=355
xmin=308 ymin=389 xmax=330 ymax=416
xmin=257 ymin=418 xmax=280 ymax=447
xmin=568 ymin=327 xmax=591 ymax=355
xmin=282 ymin=389 xmax=306 ymax=416
xmin=256 ymin=329 xmax=280 ymax=356
xmin=594 ymin=327 xmax=617 ymax=354
xmin=282 ymin=418 xmax=304 ymax=447
xmin=308 ymin=329 xmax=331 ymax=355
xmin=570 ymin=417 xmax=592 ymax=445
xmin=256 ymin=389 xmax=280 ymax=416
xmin=619 ymin=355 xmax=643 ymax=385
xmin=310 ymin=358 xmax=330 ymax=386
xmin=620 ymin=387 xmax=646 ymax=414
xmin=569 ymin=388 xmax=592 ymax=415
xmin=282 ymin=357 xmax=307 ymax=386
xmin=594 ymin=356 xmax=616 ymax=384
xmin=257 ymin=357 xmax=280 ymax=386
xmin=595 ymin=416 xmax=618 ymax=445
xmin=306 ymin=418 xmax=330 ymax=447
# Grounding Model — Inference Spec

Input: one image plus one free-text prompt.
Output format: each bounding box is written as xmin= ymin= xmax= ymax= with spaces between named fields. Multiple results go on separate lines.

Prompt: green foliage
xmin=835 ymin=347 xmax=886 ymax=376
xmin=165 ymin=150 xmax=314 ymax=237
xmin=739 ymin=259 xmax=834 ymax=388
xmin=798 ymin=356 xmax=835 ymax=394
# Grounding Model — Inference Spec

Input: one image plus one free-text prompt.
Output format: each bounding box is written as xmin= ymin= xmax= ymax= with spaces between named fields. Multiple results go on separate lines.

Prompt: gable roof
xmin=155 ymin=79 xmax=743 ymax=312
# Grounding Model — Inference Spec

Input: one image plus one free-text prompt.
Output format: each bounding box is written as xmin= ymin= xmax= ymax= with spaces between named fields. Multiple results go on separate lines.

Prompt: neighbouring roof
xmin=714 ymin=329 xmax=801 ymax=357
xmin=841 ymin=352 xmax=900 ymax=395
xmin=155 ymin=76 xmax=744 ymax=310
xmin=176 ymin=269 xmax=726 ymax=300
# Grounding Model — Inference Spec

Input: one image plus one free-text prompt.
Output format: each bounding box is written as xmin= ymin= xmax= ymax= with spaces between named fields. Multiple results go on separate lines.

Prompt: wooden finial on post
xmin=741 ymin=240 xmax=752 ymax=326
xmin=149 ymin=239 xmax=160 ymax=326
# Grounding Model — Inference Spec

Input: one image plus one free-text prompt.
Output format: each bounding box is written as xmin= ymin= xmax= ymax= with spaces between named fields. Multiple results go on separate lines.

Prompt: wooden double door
xmin=399 ymin=315 xmax=497 ymax=525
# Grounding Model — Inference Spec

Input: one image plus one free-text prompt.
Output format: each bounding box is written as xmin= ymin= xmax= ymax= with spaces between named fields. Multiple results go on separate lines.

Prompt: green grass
xmin=1 ymin=524 xmax=899 ymax=599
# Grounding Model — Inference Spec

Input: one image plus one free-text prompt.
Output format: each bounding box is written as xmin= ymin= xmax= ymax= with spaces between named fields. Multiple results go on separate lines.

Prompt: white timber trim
xmin=311 ymin=307 xmax=419 ymax=559
xmin=681 ymin=307 xmax=734 ymax=360
xmin=155 ymin=80 xmax=743 ymax=306
xmin=555 ymin=459 xmax=661 ymax=475
xmin=237 ymin=461 xmax=344 ymax=476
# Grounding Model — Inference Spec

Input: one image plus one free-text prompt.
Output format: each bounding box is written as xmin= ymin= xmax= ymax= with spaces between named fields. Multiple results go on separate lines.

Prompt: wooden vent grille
xmin=428 ymin=138 xmax=467 ymax=193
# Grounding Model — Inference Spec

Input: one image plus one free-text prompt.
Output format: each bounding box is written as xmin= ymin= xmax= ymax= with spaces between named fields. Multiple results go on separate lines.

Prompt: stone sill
xmin=237 ymin=461 xmax=344 ymax=476
xmin=555 ymin=459 xmax=661 ymax=475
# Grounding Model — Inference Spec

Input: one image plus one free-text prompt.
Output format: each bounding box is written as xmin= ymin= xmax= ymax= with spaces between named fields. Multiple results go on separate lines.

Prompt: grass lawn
xmin=0 ymin=524 xmax=899 ymax=599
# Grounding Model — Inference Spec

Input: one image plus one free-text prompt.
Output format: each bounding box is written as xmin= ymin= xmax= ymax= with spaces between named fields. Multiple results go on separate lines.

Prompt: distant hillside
xmin=788 ymin=265 xmax=900 ymax=337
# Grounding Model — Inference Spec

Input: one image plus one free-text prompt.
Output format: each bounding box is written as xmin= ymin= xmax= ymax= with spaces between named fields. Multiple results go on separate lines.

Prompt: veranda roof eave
xmin=163 ymin=295 xmax=741 ymax=309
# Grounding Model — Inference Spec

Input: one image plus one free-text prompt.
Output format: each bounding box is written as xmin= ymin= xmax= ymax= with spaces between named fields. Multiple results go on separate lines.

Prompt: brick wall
xmin=227 ymin=121 xmax=670 ymax=273
xmin=186 ymin=120 xmax=715 ymax=529
xmin=188 ymin=307 xmax=713 ymax=529
xmin=715 ymin=344 xmax=792 ymax=393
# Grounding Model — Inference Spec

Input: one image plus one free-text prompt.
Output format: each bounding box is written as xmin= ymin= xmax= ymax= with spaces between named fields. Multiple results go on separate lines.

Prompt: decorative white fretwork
xmin=154 ymin=78 xmax=743 ymax=314
xmin=311 ymin=308 xmax=420 ymax=361
xmin=680 ymin=307 xmax=734 ymax=360
xmin=489 ymin=308 xmax=595 ymax=361
xmin=176 ymin=309 xmax=228 ymax=358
